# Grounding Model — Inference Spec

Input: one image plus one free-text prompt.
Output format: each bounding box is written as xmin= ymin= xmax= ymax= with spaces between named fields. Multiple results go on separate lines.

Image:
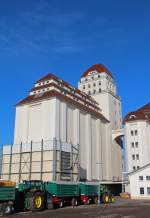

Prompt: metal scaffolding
xmin=1 ymin=139 xmax=79 ymax=184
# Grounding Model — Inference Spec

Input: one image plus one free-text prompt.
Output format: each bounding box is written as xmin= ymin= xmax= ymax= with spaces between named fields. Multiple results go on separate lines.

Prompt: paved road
xmin=3 ymin=199 xmax=150 ymax=218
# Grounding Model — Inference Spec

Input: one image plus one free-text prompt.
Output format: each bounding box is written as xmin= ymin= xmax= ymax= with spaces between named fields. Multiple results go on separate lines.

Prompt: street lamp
xmin=122 ymin=171 xmax=128 ymax=193
xmin=96 ymin=162 xmax=103 ymax=205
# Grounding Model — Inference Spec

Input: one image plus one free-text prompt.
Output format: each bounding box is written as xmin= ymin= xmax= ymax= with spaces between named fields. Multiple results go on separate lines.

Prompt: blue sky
xmin=0 ymin=0 xmax=150 ymax=145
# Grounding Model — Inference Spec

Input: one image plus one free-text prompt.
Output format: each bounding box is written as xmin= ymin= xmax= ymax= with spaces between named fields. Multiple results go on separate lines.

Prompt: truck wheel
xmin=59 ymin=199 xmax=64 ymax=208
xmin=71 ymin=198 xmax=78 ymax=206
xmin=29 ymin=192 xmax=45 ymax=211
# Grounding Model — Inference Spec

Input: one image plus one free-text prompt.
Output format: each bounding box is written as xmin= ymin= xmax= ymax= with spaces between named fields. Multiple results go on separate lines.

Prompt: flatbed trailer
xmin=0 ymin=180 xmax=115 ymax=216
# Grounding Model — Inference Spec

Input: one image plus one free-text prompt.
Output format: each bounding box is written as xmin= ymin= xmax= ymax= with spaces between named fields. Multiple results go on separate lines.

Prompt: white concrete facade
xmin=14 ymin=96 xmax=119 ymax=182
xmin=126 ymin=163 xmax=150 ymax=199
xmin=124 ymin=103 xmax=150 ymax=173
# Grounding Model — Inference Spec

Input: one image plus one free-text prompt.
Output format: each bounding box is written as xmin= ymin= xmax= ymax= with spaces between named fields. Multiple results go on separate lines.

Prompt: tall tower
xmin=78 ymin=64 xmax=122 ymax=131
xmin=78 ymin=64 xmax=123 ymax=181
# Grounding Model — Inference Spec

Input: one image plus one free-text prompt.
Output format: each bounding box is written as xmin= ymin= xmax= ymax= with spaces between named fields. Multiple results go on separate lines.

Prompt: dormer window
xmin=129 ymin=115 xmax=136 ymax=119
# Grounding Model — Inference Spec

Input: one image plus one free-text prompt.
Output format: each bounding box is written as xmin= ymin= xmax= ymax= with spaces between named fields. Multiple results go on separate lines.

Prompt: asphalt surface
xmin=3 ymin=198 xmax=150 ymax=218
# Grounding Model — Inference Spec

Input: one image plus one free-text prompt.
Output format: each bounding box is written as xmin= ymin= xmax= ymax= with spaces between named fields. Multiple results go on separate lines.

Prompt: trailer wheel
xmin=47 ymin=194 xmax=54 ymax=210
xmin=102 ymin=193 xmax=109 ymax=204
xmin=84 ymin=198 xmax=90 ymax=205
xmin=71 ymin=198 xmax=78 ymax=206
xmin=29 ymin=191 xmax=45 ymax=211
xmin=59 ymin=199 xmax=64 ymax=208
xmin=94 ymin=197 xmax=98 ymax=204
xmin=0 ymin=203 xmax=14 ymax=216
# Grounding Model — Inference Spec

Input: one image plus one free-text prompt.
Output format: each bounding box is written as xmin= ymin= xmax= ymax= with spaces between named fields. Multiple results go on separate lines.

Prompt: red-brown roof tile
xmin=81 ymin=64 xmax=113 ymax=78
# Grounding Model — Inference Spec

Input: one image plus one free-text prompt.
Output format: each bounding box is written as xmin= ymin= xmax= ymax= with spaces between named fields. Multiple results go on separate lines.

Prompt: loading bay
xmin=4 ymin=198 xmax=150 ymax=218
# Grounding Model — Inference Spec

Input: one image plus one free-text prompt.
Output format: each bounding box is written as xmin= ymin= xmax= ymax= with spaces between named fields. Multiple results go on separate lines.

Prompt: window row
xmin=87 ymin=89 xmax=102 ymax=95
xmin=133 ymin=166 xmax=140 ymax=171
xmin=139 ymin=176 xmax=150 ymax=181
xmin=132 ymin=154 xmax=139 ymax=160
xmin=33 ymin=88 xmax=50 ymax=94
xmin=38 ymin=80 xmax=50 ymax=86
xmin=84 ymin=74 xmax=101 ymax=81
xmin=140 ymin=187 xmax=150 ymax=195
xmin=131 ymin=142 xmax=138 ymax=148
xmin=83 ymin=82 xmax=101 ymax=89
xmin=131 ymin=130 xmax=138 ymax=136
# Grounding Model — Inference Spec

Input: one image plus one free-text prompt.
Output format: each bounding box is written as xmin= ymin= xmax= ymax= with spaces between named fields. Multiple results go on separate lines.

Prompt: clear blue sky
xmin=0 ymin=0 xmax=150 ymax=145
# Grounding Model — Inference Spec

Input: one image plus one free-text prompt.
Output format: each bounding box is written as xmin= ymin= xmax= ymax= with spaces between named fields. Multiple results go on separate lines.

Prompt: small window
xmin=135 ymin=142 xmax=138 ymax=148
xmin=83 ymin=85 xmax=85 ymax=89
xmin=147 ymin=187 xmax=150 ymax=195
xmin=133 ymin=166 xmax=136 ymax=171
xmin=99 ymin=82 xmax=101 ymax=85
xmin=88 ymin=91 xmax=91 ymax=95
xmin=139 ymin=176 xmax=143 ymax=181
xmin=92 ymin=77 xmax=94 ymax=80
xmin=93 ymin=83 xmax=96 ymax=87
xmin=131 ymin=131 xmax=134 ymax=136
xmin=135 ymin=130 xmax=138 ymax=135
xmin=88 ymin=84 xmax=91 ymax=88
xmin=98 ymin=75 xmax=100 ymax=78
xmin=140 ymin=187 xmax=144 ymax=195
xmin=93 ymin=90 xmax=96 ymax=94
xmin=136 ymin=154 xmax=139 ymax=160
xmin=99 ymin=88 xmax=101 ymax=93
xmin=137 ymin=166 xmax=140 ymax=170
xmin=146 ymin=176 xmax=150 ymax=181
xmin=132 ymin=155 xmax=135 ymax=160
xmin=131 ymin=142 xmax=134 ymax=148
xmin=47 ymin=81 xmax=49 ymax=83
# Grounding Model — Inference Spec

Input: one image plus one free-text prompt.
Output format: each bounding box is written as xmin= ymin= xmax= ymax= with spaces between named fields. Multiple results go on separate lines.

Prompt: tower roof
xmin=81 ymin=64 xmax=113 ymax=78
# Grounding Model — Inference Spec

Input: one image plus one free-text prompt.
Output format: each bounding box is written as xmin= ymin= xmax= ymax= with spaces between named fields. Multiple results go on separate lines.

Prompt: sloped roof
xmin=81 ymin=64 xmax=113 ymax=78
xmin=128 ymin=163 xmax=150 ymax=176
xmin=124 ymin=102 xmax=150 ymax=123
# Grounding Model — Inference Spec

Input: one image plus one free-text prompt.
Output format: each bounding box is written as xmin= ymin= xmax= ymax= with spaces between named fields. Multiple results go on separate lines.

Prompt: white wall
xmin=125 ymin=120 xmax=150 ymax=173
xmin=128 ymin=165 xmax=150 ymax=199
xmin=14 ymin=96 xmax=121 ymax=182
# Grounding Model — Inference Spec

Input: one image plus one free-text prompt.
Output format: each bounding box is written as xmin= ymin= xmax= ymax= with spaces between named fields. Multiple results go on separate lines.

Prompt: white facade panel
xmin=127 ymin=165 xmax=150 ymax=199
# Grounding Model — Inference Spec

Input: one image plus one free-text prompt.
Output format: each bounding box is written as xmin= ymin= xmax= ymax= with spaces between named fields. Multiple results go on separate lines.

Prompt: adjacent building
xmin=124 ymin=103 xmax=150 ymax=173
xmin=127 ymin=163 xmax=150 ymax=199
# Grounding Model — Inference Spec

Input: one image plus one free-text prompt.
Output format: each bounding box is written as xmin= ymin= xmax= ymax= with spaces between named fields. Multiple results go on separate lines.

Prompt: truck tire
xmin=29 ymin=191 xmax=45 ymax=212
xmin=71 ymin=198 xmax=78 ymax=206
